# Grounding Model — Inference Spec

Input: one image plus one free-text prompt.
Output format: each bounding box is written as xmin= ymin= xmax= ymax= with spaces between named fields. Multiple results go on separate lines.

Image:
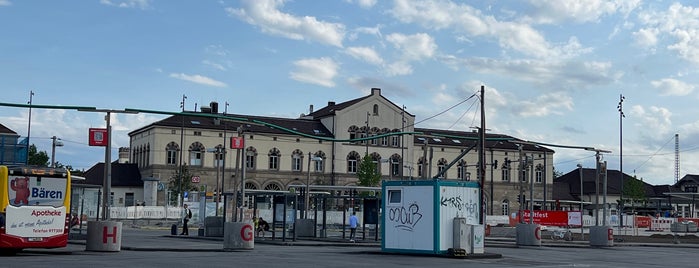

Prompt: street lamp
xmin=306 ymin=153 xmax=322 ymax=219
xmin=208 ymin=146 xmax=225 ymax=216
xmin=51 ymin=136 xmax=63 ymax=168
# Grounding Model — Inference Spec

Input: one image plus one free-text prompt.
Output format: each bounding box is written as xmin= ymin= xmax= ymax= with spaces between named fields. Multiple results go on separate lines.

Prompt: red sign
xmin=510 ymin=210 xmax=582 ymax=227
xmin=230 ymin=137 xmax=245 ymax=149
xmin=88 ymin=128 xmax=109 ymax=147
xmin=191 ymin=176 xmax=200 ymax=183
xmin=241 ymin=224 xmax=253 ymax=241
xmin=635 ymin=216 xmax=651 ymax=228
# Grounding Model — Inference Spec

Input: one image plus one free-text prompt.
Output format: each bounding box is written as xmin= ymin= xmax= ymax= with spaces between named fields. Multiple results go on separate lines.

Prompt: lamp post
xmin=306 ymin=152 xmax=322 ymax=219
xmin=208 ymin=146 xmax=224 ymax=216
xmin=578 ymin=163 xmax=584 ymax=240
xmin=618 ymin=94 xmax=625 ymax=233
xmin=51 ymin=136 xmax=63 ymax=167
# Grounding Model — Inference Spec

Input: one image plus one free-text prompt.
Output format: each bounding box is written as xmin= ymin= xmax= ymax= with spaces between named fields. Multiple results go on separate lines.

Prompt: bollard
xmin=86 ymin=221 xmax=123 ymax=252
xmin=223 ymin=221 xmax=254 ymax=250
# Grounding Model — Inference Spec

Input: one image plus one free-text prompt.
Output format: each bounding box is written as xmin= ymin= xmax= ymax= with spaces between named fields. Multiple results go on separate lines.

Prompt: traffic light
xmin=236 ymin=191 xmax=242 ymax=207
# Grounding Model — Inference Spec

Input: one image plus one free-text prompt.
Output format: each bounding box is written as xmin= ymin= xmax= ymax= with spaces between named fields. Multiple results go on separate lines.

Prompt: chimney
xmin=328 ymin=101 xmax=336 ymax=106
xmin=371 ymin=88 xmax=381 ymax=95
xmin=309 ymin=104 xmax=314 ymax=114
xmin=210 ymin=101 xmax=219 ymax=114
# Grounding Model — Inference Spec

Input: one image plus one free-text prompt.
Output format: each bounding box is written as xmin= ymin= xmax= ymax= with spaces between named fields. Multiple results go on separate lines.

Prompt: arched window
xmin=291 ymin=149 xmax=303 ymax=171
xmin=390 ymin=153 xmax=402 ymax=177
xmin=502 ymin=199 xmax=509 ymax=216
xmin=264 ymin=183 xmax=282 ymax=191
xmin=372 ymin=104 xmax=379 ymax=116
xmin=370 ymin=152 xmax=381 ymax=173
xmin=245 ymin=147 xmax=257 ymax=170
xmin=347 ymin=151 xmax=360 ymax=173
xmin=144 ymin=144 xmax=150 ymax=167
xmin=313 ymin=151 xmax=326 ymax=172
xmin=418 ymin=157 xmax=426 ymax=178
xmin=457 ymin=160 xmax=466 ymax=180
xmin=214 ymin=144 xmax=225 ymax=167
xmin=166 ymin=142 xmax=179 ymax=165
xmin=189 ymin=142 xmax=205 ymax=167
xmin=268 ymin=148 xmax=280 ymax=170
xmin=535 ymin=164 xmax=544 ymax=183
xmin=501 ymin=158 xmax=511 ymax=181
xmin=348 ymin=125 xmax=359 ymax=144
xmin=437 ymin=158 xmax=448 ymax=179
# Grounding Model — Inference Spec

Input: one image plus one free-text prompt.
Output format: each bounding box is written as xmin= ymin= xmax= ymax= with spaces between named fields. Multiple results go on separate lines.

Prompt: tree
xmin=168 ymin=164 xmax=196 ymax=205
xmin=27 ymin=144 xmax=49 ymax=166
xmin=623 ymin=175 xmax=648 ymax=214
xmin=357 ymin=154 xmax=381 ymax=187
xmin=552 ymin=166 xmax=564 ymax=179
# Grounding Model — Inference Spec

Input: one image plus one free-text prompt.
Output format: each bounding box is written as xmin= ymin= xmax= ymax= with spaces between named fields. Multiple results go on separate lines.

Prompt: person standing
xmin=180 ymin=204 xmax=192 ymax=235
xmin=349 ymin=211 xmax=358 ymax=242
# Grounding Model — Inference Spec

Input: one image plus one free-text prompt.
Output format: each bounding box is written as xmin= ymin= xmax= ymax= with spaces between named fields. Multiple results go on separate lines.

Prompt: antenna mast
xmin=675 ymin=133 xmax=679 ymax=184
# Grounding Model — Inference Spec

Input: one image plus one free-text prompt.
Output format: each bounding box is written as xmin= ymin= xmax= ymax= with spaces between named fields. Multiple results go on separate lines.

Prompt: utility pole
xmin=479 ymin=85 xmax=486 ymax=224
xmin=178 ymin=94 xmax=187 ymax=208
xmin=618 ymin=94 xmax=625 ymax=232
xmin=26 ymin=90 xmax=34 ymax=164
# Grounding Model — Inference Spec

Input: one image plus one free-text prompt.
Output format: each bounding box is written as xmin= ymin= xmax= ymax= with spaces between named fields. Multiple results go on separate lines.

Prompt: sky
xmin=2 ymin=0 xmax=699 ymax=186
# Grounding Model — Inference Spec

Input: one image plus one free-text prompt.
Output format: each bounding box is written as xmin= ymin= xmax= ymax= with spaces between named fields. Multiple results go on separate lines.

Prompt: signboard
xmin=191 ymin=176 xmax=200 ymax=183
xmin=230 ymin=137 xmax=245 ymax=149
xmin=9 ymin=175 xmax=67 ymax=207
xmin=512 ymin=210 xmax=582 ymax=227
xmin=5 ymin=206 xmax=66 ymax=237
xmin=88 ymin=128 xmax=109 ymax=147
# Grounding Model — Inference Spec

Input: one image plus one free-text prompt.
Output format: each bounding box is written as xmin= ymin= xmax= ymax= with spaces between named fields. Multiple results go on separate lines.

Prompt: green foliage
xmin=168 ymin=164 xmax=196 ymax=204
xmin=357 ymin=154 xmax=381 ymax=187
xmin=552 ymin=166 xmax=563 ymax=179
xmin=27 ymin=144 xmax=49 ymax=166
xmin=623 ymin=176 xmax=647 ymax=211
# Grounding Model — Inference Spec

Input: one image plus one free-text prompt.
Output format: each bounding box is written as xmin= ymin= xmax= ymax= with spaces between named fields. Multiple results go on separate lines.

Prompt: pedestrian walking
xmin=180 ymin=204 xmax=192 ymax=235
xmin=349 ymin=211 xmax=358 ymax=242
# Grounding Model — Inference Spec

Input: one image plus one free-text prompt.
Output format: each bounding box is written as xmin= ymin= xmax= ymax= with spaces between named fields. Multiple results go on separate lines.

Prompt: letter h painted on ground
xmin=103 ymin=226 xmax=118 ymax=244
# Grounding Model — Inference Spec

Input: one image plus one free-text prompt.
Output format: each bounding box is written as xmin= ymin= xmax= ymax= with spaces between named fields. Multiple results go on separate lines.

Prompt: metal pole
xmin=215 ymin=148 xmax=220 ymax=216
xmin=26 ymin=90 xmax=33 ymax=164
xmin=102 ymin=111 xmax=112 ymax=220
xmin=401 ymin=105 xmax=405 ymax=180
xmin=178 ymin=95 xmax=186 ymax=207
xmin=239 ymin=140 xmax=247 ymax=222
xmin=306 ymin=152 xmax=311 ymax=219
xmin=479 ymin=85 xmax=486 ymax=224
xmin=578 ymin=164 xmax=584 ymax=240
xmin=618 ymin=94 xmax=625 ymax=233
xmin=51 ymin=136 xmax=57 ymax=168
xmin=595 ymin=153 xmax=600 ymax=226
xmin=518 ymin=144 xmax=524 ymax=224
xmin=529 ymin=154 xmax=534 ymax=224
xmin=603 ymin=161 xmax=608 ymax=226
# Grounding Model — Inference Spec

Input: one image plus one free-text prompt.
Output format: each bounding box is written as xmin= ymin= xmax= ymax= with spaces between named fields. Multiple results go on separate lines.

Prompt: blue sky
xmin=2 ymin=0 xmax=699 ymax=186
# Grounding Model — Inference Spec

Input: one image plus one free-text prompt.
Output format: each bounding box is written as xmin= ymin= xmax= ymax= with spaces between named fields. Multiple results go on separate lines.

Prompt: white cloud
xmin=441 ymin=56 xmax=619 ymax=90
xmin=345 ymin=0 xmax=377 ymax=9
xmin=630 ymin=105 xmax=673 ymax=137
xmin=651 ymin=78 xmax=695 ymax=96
xmin=511 ymin=92 xmax=574 ymax=117
xmin=289 ymin=57 xmax=339 ymax=87
xmin=384 ymin=61 xmax=413 ymax=76
xmin=202 ymin=60 xmax=226 ymax=71
xmin=344 ymin=47 xmax=384 ymax=65
xmin=0 ymin=0 xmax=11 ymax=7
xmin=634 ymin=3 xmax=699 ymax=64
xmin=524 ymin=0 xmax=641 ymax=24
xmin=169 ymin=73 xmax=227 ymax=87
xmin=227 ymin=0 xmax=345 ymax=47
xmin=389 ymin=0 xmax=590 ymax=59
xmin=386 ymin=33 xmax=437 ymax=61
xmin=99 ymin=0 xmax=151 ymax=9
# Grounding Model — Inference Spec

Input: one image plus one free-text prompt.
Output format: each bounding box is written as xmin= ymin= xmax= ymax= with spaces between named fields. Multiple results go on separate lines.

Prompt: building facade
xmin=128 ymin=88 xmax=555 ymax=215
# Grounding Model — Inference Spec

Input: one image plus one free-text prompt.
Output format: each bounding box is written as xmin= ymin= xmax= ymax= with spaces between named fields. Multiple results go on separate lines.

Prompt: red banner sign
xmin=510 ymin=210 xmax=582 ymax=227
xmin=230 ymin=137 xmax=244 ymax=149
xmin=88 ymin=128 xmax=108 ymax=147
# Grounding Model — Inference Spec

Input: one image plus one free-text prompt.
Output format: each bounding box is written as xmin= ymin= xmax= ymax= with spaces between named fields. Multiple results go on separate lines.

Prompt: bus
xmin=0 ymin=165 xmax=71 ymax=253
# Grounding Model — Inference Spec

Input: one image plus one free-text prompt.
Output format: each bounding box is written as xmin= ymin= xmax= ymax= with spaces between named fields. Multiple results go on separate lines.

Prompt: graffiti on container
xmin=388 ymin=202 xmax=423 ymax=232
xmin=441 ymin=196 xmax=478 ymax=217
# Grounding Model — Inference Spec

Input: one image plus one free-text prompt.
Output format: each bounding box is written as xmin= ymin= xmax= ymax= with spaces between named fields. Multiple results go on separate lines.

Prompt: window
xmin=264 ymin=183 xmax=282 ymax=191
xmin=437 ymin=158 xmax=447 ymax=179
xmin=392 ymin=136 xmax=400 ymax=147
xmin=188 ymin=142 xmax=204 ymax=166
xmin=381 ymin=136 xmax=388 ymax=146
xmin=171 ymin=129 xmax=177 ymax=134
xmin=166 ymin=142 xmax=178 ymax=165
xmin=291 ymin=149 xmax=303 ymax=171
xmin=245 ymin=147 xmax=257 ymax=170
xmin=417 ymin=157 xmax=426 ymax=178
xmin=502 ymin=200 xmax=509 ymax=216
xmin=535 ymin=164 xmax=543 ymax=183
xmin=501 ymin=158 xmax=510 ymax=181
xmin=388 ymin=190 xmax=401 ymax=204
xmin=370 ymin=153 xmax=381 ymax=173
xmin=390 ymin=154 xmax=401 ymax=176
xmin=193 ymin=131 xmax=202 ymax=136
xmin=348 ymin=126 xmax=359 ymax=144
xmin=313 ymin=151 xmax=325 ymax=172
xmin=457 ymin=160 xmax=466 ymax=180
xmin=373 ymin=104 xmax=379 ymax=116
xmin=269 ymin=148 xmax=280 ymax=170
xmin=214 ymin=145 xmax=225 ymax=167
xmin=347 ymin=151 xmax=360 ymax=173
